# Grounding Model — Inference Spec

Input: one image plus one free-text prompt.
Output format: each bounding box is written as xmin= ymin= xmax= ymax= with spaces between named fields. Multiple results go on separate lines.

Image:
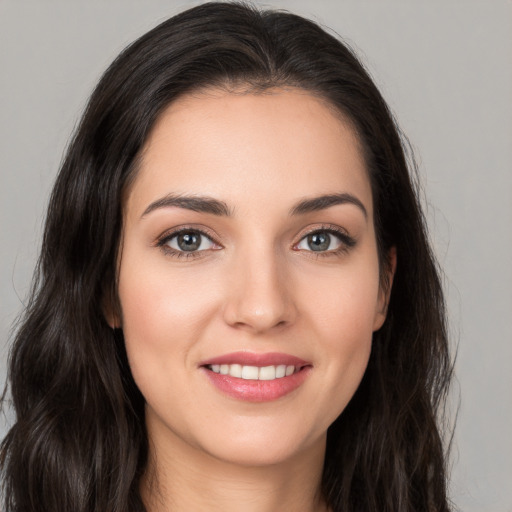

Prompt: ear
xmin=373 ymin=246 xmax=397 ymax=331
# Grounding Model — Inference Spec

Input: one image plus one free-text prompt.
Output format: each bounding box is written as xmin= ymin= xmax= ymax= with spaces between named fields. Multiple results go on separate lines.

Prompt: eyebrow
xmin=289 ymin=193 xmax=368 ymax=218
xmin=142 ymin=194 xmax=232 ymax=218
xmin=141 ymin=192 xmax=367 ymax=219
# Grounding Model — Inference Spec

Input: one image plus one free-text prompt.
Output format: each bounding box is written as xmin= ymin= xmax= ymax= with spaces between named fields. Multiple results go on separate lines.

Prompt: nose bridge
xmin=223 ymin=237 xmax=295 ymax=332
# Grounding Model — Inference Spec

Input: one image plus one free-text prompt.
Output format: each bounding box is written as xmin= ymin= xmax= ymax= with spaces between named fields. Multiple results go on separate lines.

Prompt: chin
xmin=195 ymin=423 xmax=326 ymax=468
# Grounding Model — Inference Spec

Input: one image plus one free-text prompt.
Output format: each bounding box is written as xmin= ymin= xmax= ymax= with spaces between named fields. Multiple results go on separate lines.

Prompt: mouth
xmin=200 ymin=352 xmax=312 ymax=402
xmin=205 ymin=363 xmax=303 ymax=381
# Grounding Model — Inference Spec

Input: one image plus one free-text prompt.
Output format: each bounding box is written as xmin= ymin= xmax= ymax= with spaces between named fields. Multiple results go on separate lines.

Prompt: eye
xmin=295 ymin=228 xmax=355 ymax=253
xmin=160 ymin=229 xmax=218 ymax=253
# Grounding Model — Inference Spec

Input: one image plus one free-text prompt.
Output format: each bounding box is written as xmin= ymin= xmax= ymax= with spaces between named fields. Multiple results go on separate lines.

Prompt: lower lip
xmin=202 ymin=367 xmax=312 ymax=402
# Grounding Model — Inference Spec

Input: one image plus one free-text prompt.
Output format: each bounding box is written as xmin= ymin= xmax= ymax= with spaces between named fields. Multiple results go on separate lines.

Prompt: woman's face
xmin=115 ymin=88 xmax=392 ymax=467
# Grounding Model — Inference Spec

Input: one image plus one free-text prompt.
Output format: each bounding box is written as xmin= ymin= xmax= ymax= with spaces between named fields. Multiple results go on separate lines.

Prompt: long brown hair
xmin=1 ymin=2 xmax=453 ymax=511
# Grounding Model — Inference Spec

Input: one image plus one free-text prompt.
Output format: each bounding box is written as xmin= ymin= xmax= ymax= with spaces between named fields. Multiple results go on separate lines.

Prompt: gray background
xmin=1 ymin=1 xmax=511 ymax=510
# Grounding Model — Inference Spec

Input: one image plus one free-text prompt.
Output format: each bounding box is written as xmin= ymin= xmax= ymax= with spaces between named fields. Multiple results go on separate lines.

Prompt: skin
xmin=113 ymin=87 xmax=395 ymax=512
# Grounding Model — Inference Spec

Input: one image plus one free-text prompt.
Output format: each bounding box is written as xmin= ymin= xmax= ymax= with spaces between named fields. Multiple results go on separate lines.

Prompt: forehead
xmin=127 ymin=87 xmax=372 ymax=219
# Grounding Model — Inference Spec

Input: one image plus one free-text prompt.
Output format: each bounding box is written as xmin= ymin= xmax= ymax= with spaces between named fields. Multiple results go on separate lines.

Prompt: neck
xmin=141 ymin=421 xmax=329 ymax=512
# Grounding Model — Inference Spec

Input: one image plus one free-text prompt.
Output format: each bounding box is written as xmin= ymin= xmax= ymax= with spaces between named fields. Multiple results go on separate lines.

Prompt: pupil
xmin=308 ymin=232 xmax=330 ymax=251
xmin=178 ymin=232 xmax=200 ymax=251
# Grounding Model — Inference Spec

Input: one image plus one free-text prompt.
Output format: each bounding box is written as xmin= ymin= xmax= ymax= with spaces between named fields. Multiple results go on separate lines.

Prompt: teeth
xmin=259 ymin=366 xmax=275 ymax=380
xmin=230 ymin=364 xmax=242 ymax=378
xmin=208 ymin=364 xmax=298 ymax=380
xmin=276 ymin=365 xmax=286 ymax=378
xmin=241 ymin=365 xmax=259 ymax=380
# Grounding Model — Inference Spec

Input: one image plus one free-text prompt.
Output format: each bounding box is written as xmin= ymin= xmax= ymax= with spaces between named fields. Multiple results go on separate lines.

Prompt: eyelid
xmin=154 ymin=223 xmax=355 ymax=260
xmin=293 ymin=224 xmax=356 ymax=251
xmin=155 ymin=225 xmax=223 ymax=256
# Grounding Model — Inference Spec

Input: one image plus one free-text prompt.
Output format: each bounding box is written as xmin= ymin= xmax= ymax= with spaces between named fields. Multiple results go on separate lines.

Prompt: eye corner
xmin=155 ymin=226 xmax=223 ymax=258
xmin=293 ymin=224 xmax=357 ymax=255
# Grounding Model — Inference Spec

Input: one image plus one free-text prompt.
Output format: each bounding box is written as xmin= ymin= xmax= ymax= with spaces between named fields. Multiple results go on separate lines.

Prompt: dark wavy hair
xmin=1 ymin=2 xmax=453 ymax=511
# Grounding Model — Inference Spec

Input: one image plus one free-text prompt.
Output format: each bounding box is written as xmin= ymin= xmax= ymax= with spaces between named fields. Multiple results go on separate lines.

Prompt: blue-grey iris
xmin=308 ymin=232 xmax=330 ymax=251
xmin=177 ymin=232 xmax=201 ymax=251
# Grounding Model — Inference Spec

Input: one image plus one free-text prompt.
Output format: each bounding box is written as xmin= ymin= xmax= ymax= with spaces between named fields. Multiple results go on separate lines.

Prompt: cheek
xmin=302 ymin=254 xmax=381 ymax=340
xmin=297 ymin=257 xmax=380 ymax=410
xmin=119 ymin=255 xmax=220 ymax=332
xmin=318 ymin=283 xmax=375 ymax=378
xmin=116 ymin=258 xmax=221 ymax=390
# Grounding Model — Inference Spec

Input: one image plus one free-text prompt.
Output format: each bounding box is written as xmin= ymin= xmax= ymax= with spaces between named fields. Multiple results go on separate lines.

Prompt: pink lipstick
xmin=200 ymin=352 xmax=312 ymax=402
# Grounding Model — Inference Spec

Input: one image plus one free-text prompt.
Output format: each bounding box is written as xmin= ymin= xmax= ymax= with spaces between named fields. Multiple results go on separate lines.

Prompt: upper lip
xmin=199 ymin=351 xmax=310 ymax=368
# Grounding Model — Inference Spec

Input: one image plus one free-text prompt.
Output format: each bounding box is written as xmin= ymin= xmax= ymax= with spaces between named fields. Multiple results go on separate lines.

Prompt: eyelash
xmin=156 ymin=227 xmax=220 ymax=259
xmin=294 ymin=225 xmax=356 ymax=258
xmin=155 ymin=224 xmax=356 ymax=260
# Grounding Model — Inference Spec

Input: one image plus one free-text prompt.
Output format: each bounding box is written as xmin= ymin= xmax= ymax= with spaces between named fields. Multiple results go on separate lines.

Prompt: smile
xmin=207 ymin=364 xmax=298 ymax=380
xmin=200 ymin=352 xmax=312 ymax=402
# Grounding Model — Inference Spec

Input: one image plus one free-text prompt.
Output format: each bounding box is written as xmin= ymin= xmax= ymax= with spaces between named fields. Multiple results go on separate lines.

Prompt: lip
xmin=199 ymin=352 xmax=312 ymax=402
xmin=200 ymin=351 xmax=310 ymax=367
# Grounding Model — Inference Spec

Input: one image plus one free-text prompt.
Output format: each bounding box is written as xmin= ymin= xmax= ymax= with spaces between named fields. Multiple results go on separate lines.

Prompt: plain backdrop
xmin=1 ymin=1 xmax=511 ymax=511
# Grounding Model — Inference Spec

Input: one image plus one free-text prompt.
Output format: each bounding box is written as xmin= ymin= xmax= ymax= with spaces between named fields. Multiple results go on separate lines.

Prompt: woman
xmin=0 ymin=2 xmax=453 ymax=511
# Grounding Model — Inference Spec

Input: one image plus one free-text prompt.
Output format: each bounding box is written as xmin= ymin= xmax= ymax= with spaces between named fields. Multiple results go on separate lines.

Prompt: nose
xmin=222 ymin=249 xmax=297 ymax=334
